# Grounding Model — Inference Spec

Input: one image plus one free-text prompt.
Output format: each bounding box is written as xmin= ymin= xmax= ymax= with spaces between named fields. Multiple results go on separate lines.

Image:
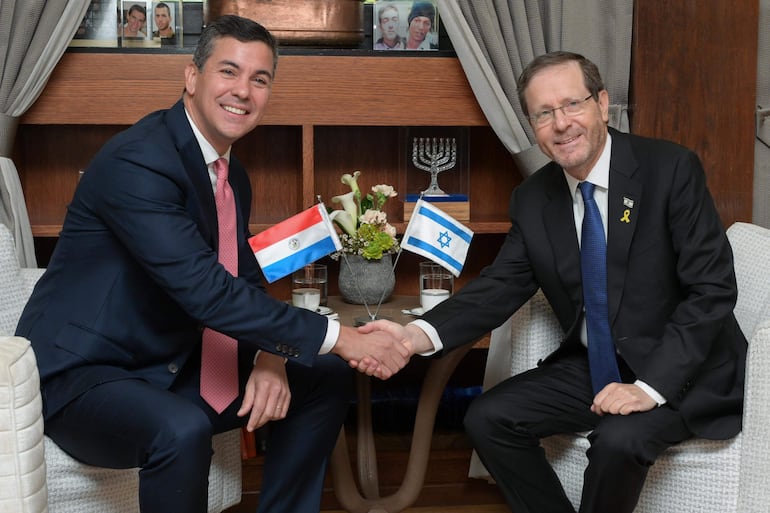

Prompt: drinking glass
xmin=419 ymin=261 xmax=453 ymax=312
xmin=292 ymin=264 xmax=328 ymax=306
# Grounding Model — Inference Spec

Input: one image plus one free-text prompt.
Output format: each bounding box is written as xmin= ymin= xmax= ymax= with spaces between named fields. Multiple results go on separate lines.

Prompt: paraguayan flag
xmin=401 ymin=198 xmax=474 ymax=277
xmin=248 ymin=203 xmax=341 ymax=283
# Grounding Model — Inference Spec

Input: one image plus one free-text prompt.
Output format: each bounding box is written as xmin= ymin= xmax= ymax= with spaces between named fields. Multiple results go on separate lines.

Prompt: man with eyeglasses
xmin=362 ymin=51 xmax=746 ymax=512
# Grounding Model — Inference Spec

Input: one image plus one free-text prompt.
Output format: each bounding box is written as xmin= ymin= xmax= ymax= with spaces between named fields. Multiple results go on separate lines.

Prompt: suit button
xmin=168 ymin=362 xmax=179 ymax=374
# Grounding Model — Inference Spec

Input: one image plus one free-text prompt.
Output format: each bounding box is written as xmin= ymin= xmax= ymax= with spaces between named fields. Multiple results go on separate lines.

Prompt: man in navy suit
xmin=363 ymin=51 xmax=747 ymax=512
xmin=17 ymin=15 xmax=409 ymax=513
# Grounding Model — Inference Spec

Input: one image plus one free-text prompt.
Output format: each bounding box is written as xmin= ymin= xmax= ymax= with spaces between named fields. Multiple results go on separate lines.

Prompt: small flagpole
xmin=371 ymin=193 xmax=422 ymax=319
xmin=340 ymin=251 xmax=375 ymax=320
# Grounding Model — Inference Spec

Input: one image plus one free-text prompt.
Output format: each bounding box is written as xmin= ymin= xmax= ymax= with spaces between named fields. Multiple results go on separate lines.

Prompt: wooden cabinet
xmin=16 ymin=52 xmax=518 ymax=296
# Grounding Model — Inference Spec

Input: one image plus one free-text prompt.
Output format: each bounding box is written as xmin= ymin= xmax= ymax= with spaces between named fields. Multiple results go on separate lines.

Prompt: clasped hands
xmin=238 ymin=319 xmax=428 ymax=431
xmin=332 ymin=319 xmax=433 ymax=380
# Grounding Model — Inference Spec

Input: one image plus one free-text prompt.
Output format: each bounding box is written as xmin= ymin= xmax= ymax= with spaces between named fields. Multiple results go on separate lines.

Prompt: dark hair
xmin=408 ymin=1 xmax=435 ymax=26
xmin=128 ymin=4 xmax=146 ymax=18
xmin=193 ymin=15 xmax=278 ymax=75
xmin=516 ymin=51 xmax=605 ymax=116
xmin=155 ymin=2 xmax=171 ymax=16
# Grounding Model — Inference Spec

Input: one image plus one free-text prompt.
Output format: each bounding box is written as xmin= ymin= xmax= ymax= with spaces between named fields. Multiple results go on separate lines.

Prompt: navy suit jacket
xmin=422 ymin=128 xmax=747 ymax=439
xmin=17 ymin=100 xmax=330 ymax=419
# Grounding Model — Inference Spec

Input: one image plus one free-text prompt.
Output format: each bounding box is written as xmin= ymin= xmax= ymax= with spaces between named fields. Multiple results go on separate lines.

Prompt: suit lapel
xmin=542 ymin=165 xmax=583 ymax=307
xmin=166 ymin=100 xmax=218 ymax=249
xmin=606 ymin=130 xmax=642 ymax=323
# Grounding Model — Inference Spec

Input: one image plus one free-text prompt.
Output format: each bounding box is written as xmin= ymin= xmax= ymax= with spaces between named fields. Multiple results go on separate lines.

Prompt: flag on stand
xmin=249 ymin=204 xmax=341 ymax=283
xmin=401 ymin=198 xmax=474 ymax=277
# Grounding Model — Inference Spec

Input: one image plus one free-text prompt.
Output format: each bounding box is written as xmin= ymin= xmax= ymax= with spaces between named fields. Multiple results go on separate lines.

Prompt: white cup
xmin=292 ymin=264 xmax=328 ymax=306
xmin=292 ymin=287 xmax=321 ymax=311
xmin=421 ymin=288 xmax=451 ymax=311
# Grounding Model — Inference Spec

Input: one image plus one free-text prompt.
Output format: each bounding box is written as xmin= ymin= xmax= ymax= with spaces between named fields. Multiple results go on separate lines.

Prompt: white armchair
xmin=0 ymin=223 xmax=242 ymax=513
xmin=469 ymin=222 xmax=770 ymax=512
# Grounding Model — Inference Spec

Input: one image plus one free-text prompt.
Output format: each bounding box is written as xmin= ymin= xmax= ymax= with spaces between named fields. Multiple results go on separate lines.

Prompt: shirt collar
xmin=184 ymin=107 xmax=231 ymax=166
xmin=564 ymin=132 xmax=612 ymax=201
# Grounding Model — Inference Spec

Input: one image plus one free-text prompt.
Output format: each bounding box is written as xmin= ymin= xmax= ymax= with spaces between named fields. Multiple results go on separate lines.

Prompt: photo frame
xmin=373 ymin=1 xmax=439 ymax=51
xmin=120 ymin=1 xmax=160 ymax=48
xmin=70 ymin=0 xmax=119 ymax=48
xmin=150 ymin=1 xmax=182 ymax=47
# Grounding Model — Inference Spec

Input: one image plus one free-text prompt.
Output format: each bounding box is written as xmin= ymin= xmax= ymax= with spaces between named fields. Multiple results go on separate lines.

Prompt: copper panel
xmin=206 ymin=0 xmax=364 ymax=46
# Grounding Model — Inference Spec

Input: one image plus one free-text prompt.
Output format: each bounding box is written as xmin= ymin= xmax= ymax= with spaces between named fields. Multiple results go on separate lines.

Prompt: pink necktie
xmin=200 ymin=158 xmax=239 ymax=413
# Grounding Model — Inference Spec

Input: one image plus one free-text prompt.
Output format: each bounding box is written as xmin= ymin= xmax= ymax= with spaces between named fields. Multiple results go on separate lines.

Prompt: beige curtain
xmin=0 ymin=0 xmax=91 ymax=267
xmin=755 ymin=0 xmax=770 ymax=228
xmin=436 ymin=0 xmax=633 ymax=176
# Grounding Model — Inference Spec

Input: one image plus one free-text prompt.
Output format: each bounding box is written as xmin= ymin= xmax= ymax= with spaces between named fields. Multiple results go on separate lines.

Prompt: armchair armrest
xmin=737 ymin=317 xmax=770 ymax=511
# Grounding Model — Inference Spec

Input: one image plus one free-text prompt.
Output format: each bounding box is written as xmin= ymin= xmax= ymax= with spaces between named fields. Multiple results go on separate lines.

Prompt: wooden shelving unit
xmin=15 ymin=52 xmax=518 ymax=298
xmin=18 ymin=53 xmax=518 ymax=238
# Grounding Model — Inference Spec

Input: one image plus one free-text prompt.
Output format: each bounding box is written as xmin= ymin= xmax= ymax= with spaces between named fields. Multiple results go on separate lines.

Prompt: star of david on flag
xmin=249 ymin=203 xmax=341 ymax=283
xmin=401 ymin=198 xmax=474 ymax=277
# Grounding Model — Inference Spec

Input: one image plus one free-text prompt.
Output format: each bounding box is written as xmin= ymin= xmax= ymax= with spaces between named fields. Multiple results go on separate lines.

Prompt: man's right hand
xmin=332 ymin=325 xmax=410 ymax=379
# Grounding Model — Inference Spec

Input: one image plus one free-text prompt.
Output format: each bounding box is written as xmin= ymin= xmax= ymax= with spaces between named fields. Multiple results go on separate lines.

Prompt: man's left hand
xmin=237 ymin=352 xmax=290 ymax=431
xmin=591 ymin=383 xmax=657 ymax=416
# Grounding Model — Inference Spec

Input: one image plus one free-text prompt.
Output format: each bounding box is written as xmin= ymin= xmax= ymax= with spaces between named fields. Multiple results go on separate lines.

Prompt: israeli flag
xmin=401 ymin=198 xmax=474 ymax=277
xmin=249 ymin=204 xmax=341 ymax=283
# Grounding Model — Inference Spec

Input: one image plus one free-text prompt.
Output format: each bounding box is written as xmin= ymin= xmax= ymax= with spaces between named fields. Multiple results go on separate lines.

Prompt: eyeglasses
xmin=528 ymin=95 xmax=594 ymax=127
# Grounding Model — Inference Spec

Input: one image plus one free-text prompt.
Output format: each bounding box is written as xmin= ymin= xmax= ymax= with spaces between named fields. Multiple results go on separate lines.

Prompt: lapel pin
xmin=620 ymin=209 xmax=631 ymax=223
xmin=623 ymin=197 xmax=634 ymax=208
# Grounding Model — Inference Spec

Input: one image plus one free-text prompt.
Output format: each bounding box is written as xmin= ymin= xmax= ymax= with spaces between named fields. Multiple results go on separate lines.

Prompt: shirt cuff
xmin=318 ymin=318 xmax=340 ymax=355
xmin=634 ymin=379 xmax=667 ymax=406
xmin=409 ymin=319 xmax=443 ymax=356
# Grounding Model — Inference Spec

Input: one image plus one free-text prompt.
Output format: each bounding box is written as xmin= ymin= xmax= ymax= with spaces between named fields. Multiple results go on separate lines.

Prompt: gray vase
xmin=338 ymin=253 xmax=395 ymax=305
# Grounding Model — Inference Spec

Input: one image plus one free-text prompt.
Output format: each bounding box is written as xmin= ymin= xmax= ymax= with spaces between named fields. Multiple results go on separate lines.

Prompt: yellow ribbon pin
xmin=620 ymin=209 xmax=631 ymax=223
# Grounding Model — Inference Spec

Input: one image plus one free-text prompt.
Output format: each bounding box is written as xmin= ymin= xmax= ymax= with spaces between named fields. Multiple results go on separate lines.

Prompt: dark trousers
xmin=464 ymin=351 xmax=691 ymax=513
xmin=45 ymin=353 xmax=352 ymax=513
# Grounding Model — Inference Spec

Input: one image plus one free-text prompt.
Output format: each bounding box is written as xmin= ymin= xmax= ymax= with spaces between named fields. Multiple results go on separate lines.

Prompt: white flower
xmin=328 ymin=171 xmax=400 ymax=260
xmin=331 ymin=190 xmax=358 ymax=236
xmin=360 ymin=209 xmax=387 ymax=225
xmin=372 ymin=184 xmax=397 ymax=198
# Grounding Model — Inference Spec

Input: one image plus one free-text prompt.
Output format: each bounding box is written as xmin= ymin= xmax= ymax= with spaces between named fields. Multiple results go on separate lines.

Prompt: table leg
xmin=330 ymin=343 xmax=474 ymax=513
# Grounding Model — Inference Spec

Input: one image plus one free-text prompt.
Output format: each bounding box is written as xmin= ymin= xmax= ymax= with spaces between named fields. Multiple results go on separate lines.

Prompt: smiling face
xmin=524 ymin=61 xmax=609 ymax=181
xmin=183 ymin=36 xmax=274 ymax=155
xmin=125 ymin=7 xmax=145 ymax=34
xmin=407 ymin=15 xmax=431 ymax=45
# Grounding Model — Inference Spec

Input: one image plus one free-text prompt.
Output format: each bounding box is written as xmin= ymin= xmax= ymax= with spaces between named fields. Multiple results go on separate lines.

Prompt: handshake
xmin=331 ymin=320 xmax=436 ymax=379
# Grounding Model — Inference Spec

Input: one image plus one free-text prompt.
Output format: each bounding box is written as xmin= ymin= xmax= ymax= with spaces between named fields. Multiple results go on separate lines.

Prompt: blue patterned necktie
xmin=579 ymin=181 xmax=621 ymax=395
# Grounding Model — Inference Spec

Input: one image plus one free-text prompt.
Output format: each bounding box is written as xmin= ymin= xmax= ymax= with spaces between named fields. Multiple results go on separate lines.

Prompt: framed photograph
xmin=373 ymin=1 xmax=439 ymax=51
xmin=120 ymin=1 xmax=160 ymax=48
xmin=150 ymin=1 xmax=182 ymax=47
xmin=70 ymin=0 xmax=119 ymax=48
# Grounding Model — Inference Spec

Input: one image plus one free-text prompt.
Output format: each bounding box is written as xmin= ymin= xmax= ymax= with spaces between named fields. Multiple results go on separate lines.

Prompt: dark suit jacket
xmin=17 ymin=100 xmax=329 ymax=419
xmin=422 ymin=128 xmax=747 ymax=439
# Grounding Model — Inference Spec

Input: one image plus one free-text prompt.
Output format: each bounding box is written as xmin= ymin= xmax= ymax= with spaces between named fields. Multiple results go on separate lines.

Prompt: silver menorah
xmin=412 ymin=137 xmax=457 ymax=196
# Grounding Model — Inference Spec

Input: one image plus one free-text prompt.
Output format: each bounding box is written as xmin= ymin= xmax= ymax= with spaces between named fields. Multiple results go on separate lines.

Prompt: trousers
xmin=464 ymin=349 xmax=691 ymax=513
xmin=46 ymin=352 xmax=352 ymax=513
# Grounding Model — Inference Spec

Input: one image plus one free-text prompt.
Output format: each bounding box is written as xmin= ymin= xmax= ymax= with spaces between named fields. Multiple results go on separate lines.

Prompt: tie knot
xmin=578 ymin=181 xmax=595 ymax=203
xmin=214 ymin=158 xmax=229 ymax=182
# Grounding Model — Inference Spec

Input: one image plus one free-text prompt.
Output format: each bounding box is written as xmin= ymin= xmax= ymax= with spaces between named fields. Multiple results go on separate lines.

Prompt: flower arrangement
xmin=329 ymin=171 xmax=400 ymax=260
